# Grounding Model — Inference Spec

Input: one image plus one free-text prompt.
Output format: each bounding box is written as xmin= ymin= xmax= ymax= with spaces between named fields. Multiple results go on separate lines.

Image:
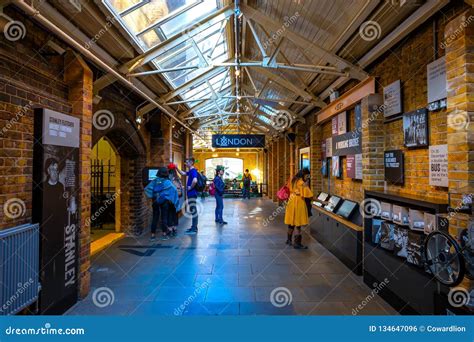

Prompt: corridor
xmin=67 ymin=198 xmax=395 ymax=316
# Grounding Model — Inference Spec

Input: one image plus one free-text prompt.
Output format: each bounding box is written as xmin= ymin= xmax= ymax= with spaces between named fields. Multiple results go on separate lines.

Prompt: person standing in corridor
xmin=214 ymin=165 xmax=227 ymax=225
xmin=177 ymin=157 xmax=199 ymax=234
xmin=284 ymin=168 xmax=313 ymax=249
xmin=242 ymin=169 xmax=252 ymax=199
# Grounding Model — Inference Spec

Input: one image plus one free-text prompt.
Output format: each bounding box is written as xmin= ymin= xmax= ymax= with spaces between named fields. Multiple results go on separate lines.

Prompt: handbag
xmin=276 ymin=177 xmax=291 ymax=201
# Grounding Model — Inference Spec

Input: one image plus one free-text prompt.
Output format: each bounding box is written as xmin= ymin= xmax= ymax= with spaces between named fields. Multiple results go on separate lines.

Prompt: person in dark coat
xmin=214 ymin=165 xmax=227 ymax=225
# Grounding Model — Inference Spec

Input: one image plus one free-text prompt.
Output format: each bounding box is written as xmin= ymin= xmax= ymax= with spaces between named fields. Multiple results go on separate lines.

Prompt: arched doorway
xmin=90 ymin=137 xmax=121 ymax=242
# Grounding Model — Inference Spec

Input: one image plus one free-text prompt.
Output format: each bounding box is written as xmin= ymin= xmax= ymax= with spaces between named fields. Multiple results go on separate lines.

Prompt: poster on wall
xmin=429 ymin=144 xmax=448 ymax=187
xmin=33 ymin=108 xmax=80 ymax=314
xmin=383 ymin=80 xmax=402 ymax=117
xmin=384 ymin=150 xmax=404 ymax=185
xmin=332 ymin=156 xmax=342 ymax=178
xmin=326 ymin=137 xmax=333 ymax=157
xmin=346 ymin=155 xmax=355 ymax=179
xmin=403 ymin=108 xmax=428 ymax=148
xmin=355 ymin=153 xmax=363 ymax=180
xmin=321 ymin=159 xmax=328 ymax=177
xmin=427 ymin=56 xmax=447 ymax=104
xmin=332 ymin=130 xmax=362 ymax=156
xmin=337 ymin=112 xmax=347 ymax=135
xmin=332 ymin=117 xmax=338 ymax=135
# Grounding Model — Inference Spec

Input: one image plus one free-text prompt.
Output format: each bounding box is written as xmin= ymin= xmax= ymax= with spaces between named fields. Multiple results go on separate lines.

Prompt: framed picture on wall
xmin=403 ymin=108 xmax=428 ymax=148
xmin=332 ymin=156 xmax=342 ymax=178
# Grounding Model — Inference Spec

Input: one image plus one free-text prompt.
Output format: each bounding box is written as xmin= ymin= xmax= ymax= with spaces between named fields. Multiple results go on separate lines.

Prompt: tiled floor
xmin=67 ymin=198 xmax=397 ymax=316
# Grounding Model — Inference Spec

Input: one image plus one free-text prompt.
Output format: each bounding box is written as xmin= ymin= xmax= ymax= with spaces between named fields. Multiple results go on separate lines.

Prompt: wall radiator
xmin=0 ymin=223 xmax=40 ymax=315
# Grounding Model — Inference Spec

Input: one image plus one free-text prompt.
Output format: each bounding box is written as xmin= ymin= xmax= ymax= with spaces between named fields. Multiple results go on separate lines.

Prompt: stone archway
xmin=91 ymin=109 xmax=148 ymax=237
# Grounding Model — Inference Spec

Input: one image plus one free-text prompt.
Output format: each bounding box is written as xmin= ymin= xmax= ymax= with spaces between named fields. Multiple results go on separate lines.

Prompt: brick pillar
xmin=289 ymin=128 xmax=296 ymax=179
xmin=361 ymin=94 xmax=384 ymax=192
xmin=310 ymin=123 xmax=322 ymax=195
xmin=445 ymin=9 xmax=474 ymax=237
xmin=272 ymin=141 xmax=278 ymax=201
xmin=64 ymin=51 xmax=93 ymax=299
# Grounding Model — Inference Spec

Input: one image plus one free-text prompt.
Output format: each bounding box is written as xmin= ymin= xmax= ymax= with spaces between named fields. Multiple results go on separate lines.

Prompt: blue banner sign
xmin=0 ymin=316 xmax=473 ymax=342
xmin=212 ymin=134 xmax=265 ymax=148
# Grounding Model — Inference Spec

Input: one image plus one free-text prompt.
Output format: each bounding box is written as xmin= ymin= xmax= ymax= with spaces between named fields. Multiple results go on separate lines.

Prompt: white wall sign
xmin=355 ymin=153 xmax=363 ymax=180
xmin=337 ymin=112 xmax=347 ymax=135
xmin=332 ymin=117 xmax=338 ymax=135
xmin=427 ymin=57 xmax=447 ymax=104
xmin=429 ymin=144 xmax=448 ymax=187
xmin=383 ymin=80 xmax=402 ymax=117
xmin=326 ymin=137 xmax=333 ymax=157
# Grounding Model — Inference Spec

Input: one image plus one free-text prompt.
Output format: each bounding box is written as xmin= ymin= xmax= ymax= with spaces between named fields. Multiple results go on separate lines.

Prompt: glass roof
xmin=103 ymin=0 xmax=231 ymax=97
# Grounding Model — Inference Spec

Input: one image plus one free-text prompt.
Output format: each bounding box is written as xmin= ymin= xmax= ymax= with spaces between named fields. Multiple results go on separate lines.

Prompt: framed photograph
xmin=403 ymin=108 xmax=428 ymax=148
xmin=332 ymin=156 xmax=341 ymax=178
xmin=393 ymin=226 xmax=409 ymax=258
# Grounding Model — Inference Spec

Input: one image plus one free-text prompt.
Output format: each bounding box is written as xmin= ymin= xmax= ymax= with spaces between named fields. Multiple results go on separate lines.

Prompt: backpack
xmin=195 ymin=172 xmax=206 ymax=192
xmin=208 ymin=182 xmax=216 ymax=196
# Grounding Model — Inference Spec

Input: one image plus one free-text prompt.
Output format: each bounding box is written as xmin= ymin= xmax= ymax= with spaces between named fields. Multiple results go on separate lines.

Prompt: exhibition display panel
xmin=363 ymin=190 xmax=449 ymax=315
xmin=310 ymin=195 xmax=363 ymax=275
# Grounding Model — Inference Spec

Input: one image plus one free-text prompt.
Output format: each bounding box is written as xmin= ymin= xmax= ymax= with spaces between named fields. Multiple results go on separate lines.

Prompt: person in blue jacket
xmin=145 ymin=167 xmax=181 ymax=241
xmin=213 ymin=165 xmax=227 ymax=225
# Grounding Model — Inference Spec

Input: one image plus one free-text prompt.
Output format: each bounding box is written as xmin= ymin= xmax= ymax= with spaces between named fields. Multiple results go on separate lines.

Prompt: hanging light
xmin=235 ymin=69 xmax=241 ymax=77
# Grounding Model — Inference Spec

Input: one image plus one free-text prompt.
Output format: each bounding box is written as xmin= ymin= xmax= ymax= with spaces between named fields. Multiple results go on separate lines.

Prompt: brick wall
xmin=0 ymin=8 xmax=72 ymax=230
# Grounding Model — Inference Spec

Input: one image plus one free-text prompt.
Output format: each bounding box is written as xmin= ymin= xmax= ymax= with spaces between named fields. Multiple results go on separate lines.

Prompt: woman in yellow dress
xmin=284 ymin=169 xmax=313 ymax=249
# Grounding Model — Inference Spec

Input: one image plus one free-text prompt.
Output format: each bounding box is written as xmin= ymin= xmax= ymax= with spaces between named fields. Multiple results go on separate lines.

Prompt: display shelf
xmin=363 ymin=190 xmax=449 ymax=315
xmin=312 ymin=205 xmax=363 ymax=232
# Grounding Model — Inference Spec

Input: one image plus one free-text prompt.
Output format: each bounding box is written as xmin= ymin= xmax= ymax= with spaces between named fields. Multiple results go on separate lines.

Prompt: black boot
xmin=293 ymin=235 xmax=308 ymax=249
xmin=286 ymin=232 xmax=293 ymax=245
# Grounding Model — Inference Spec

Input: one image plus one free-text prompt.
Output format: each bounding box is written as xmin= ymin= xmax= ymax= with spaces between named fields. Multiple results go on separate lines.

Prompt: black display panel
xmin=324 ymin=195 xmax=341 ymax=212
xmin=33 ymin=108 xmax=80 ymax=314
xmin=384 ymin=150 xmax=404 ymax=185
xmin=335 ymin=200 xmax=358 ymax=219
xmin=317 ymin=192 xmax=329 ymax=202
